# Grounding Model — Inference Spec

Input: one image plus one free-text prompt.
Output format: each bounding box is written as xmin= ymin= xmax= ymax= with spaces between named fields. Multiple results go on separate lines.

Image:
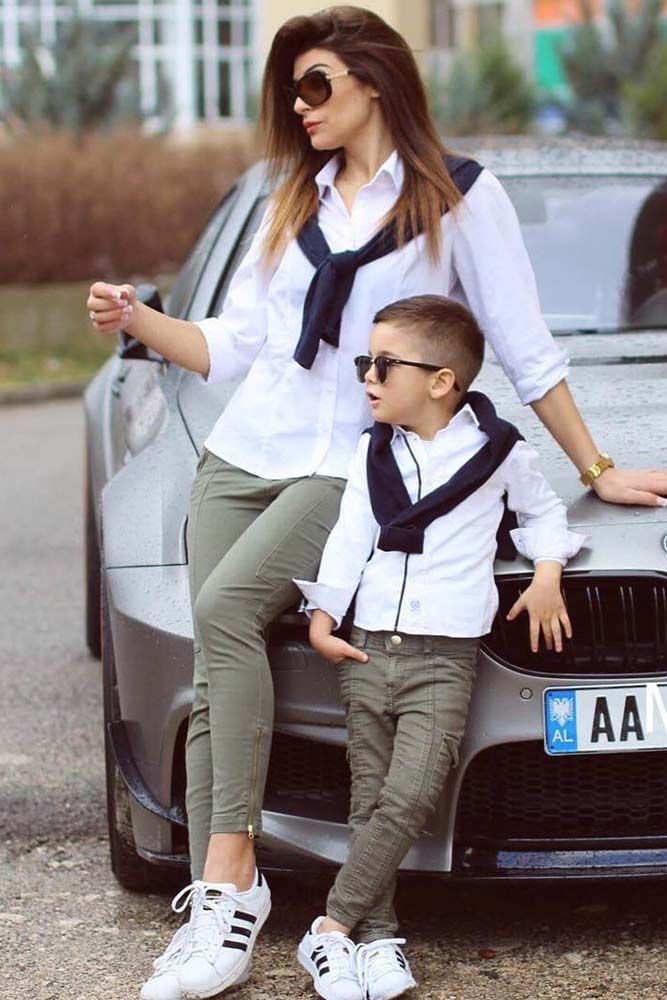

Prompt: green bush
xmin=623 ymin=40 xmax=667 ymax=140
xmin=559 ymin=0 xmax=664 ymax=133
xmin=431 ymin=38 xmax=536 ymax=135
xmin=0 ymin=127 xmax=257 ymax=283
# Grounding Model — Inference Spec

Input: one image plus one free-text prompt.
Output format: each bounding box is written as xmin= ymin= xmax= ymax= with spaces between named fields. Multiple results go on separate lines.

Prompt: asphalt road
xmin=3 ymin=399 xmax=667 ymax=1000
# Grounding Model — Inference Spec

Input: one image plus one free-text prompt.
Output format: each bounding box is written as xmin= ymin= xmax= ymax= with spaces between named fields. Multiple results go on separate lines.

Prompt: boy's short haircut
xmin=373 ymin=294 xmax=485 ymax=393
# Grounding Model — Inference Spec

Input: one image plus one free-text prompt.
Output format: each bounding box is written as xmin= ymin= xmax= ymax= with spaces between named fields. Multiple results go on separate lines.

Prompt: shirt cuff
xmin=512 ymin=353 xmax=570 ymax=406
xmin=292 ymin=579 xmax=353 ymax=630
xmin=510 ymin=527 xmax=587 ymax=564
xmin=195 ymin=318 xmax=224 ymax=384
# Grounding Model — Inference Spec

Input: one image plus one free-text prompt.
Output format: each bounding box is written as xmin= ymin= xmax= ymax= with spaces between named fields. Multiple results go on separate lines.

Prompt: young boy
xmin=293 ymin=294 xmax=584 ymax=1000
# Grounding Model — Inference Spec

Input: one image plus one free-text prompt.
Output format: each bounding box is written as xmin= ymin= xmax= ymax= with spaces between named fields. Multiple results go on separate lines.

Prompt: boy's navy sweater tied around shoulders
xmin=294 ymin=155 xmax=484 ymax=369
xmin=364 ymin=392 xmax=524 ymax=557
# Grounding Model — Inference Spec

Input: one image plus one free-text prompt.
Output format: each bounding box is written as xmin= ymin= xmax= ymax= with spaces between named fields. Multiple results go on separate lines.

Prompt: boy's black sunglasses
xmin=354 ymin=354 xmax=461 ymax=391
xmin=285 ymin=68 xmax=351 ymax=108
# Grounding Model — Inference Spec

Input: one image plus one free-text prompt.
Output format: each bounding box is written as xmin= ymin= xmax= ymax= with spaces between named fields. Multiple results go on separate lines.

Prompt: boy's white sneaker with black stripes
xmin=356 ymin=939 xmax=416 ymax=1000
xmin=297 ymin=916 xmax=364 ymax=1000
xmin=174 ymin=872 xmax=271 ymax=999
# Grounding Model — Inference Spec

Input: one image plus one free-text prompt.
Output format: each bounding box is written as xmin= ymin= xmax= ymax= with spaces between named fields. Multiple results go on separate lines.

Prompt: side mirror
xmin=118 ymin=284 xmax=165 ymax=362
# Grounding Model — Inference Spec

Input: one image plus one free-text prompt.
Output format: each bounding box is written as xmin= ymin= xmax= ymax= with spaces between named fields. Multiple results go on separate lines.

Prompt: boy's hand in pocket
xmin=309 ymin=609 xmax=369 ymax=665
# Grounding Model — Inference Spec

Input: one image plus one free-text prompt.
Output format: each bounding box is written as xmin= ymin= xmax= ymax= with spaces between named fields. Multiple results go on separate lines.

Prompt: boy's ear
xmin=430 ymin=368 xmax=457 ymax=399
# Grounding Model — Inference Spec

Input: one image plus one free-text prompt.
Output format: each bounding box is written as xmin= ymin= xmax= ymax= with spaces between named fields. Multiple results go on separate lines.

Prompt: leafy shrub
xmin=623 ymin=40 xmax=667 ymax=140
xmin=430 ymin=38 xmax=536 ymax=135
xmin=559 ymin=0 xmax=664 ymax=133
xmin=0 ymin=127 xmax=257 ymax=283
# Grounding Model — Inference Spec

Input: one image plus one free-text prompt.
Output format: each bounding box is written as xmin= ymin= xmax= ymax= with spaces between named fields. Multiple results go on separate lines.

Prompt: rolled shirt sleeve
xmin=293 ymin=435 xmax=378 ymax=628
xmin=195 ymin=203 xmax=276 ymax=384
xmin=503 ymin=440 xmax=586 ymax=565
xmin=451 ymin=169 xmax=569 ymax=405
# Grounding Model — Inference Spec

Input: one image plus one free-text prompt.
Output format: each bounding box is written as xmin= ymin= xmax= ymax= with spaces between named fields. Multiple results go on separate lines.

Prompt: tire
xmin=102 ymin=574 xmax=159 ymax=891
xmin=85 ymin=450 xmax=102 ymax=659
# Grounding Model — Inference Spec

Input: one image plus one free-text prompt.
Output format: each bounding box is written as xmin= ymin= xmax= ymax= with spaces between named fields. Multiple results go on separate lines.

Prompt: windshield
xmin=502 ymin=174 xmax=667 ymax=334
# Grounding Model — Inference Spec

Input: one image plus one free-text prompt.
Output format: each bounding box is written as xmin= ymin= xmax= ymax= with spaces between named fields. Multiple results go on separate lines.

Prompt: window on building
xmin=0 ymin=0 xmax=255 ymax=126
xmin=430 ymin=0 xmax=456 ymax=49
xmin=477 ymin=2 xmax=504 ymax=43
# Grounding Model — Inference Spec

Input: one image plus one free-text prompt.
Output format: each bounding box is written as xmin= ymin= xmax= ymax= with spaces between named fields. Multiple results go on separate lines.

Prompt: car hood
xmin=178 ymin=329 xmax=667 ymax=534
xmin=476 ymin=329 xmax=667 ymax=530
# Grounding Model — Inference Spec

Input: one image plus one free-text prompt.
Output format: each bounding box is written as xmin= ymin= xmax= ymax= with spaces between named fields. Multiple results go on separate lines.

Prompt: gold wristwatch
xmin=580 ymin=452 xmax=615 ymax=487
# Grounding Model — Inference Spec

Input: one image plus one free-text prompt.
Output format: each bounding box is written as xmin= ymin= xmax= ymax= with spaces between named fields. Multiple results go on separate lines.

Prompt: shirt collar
xmin=314 ymin=149 xmax=403 ymax=199
xmin=392 ymin=403 xmax=480 ymax=444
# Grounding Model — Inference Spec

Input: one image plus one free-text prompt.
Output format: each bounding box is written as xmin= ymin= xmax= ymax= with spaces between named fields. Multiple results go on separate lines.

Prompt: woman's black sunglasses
xmin=285 ymin=68 xmax=351 ymax=108
xmin=354 ymin=354 xmax=461 ymax=391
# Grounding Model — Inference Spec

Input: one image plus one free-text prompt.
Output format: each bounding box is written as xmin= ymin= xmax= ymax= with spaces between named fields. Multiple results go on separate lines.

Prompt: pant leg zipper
xmin=247 ymin=725 xmax=263 ymax=839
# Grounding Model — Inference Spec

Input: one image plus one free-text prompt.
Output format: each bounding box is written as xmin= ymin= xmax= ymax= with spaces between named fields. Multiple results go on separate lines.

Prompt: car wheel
xmin=85 ymin=450 xmax=102 ymax=659
xmin=102 ymin=572 xmax=159 ymax=891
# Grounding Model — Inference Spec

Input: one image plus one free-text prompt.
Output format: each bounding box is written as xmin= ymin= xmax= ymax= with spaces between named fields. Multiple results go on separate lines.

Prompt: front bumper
xmin=106 ymin=564 xmax=667 ymax=881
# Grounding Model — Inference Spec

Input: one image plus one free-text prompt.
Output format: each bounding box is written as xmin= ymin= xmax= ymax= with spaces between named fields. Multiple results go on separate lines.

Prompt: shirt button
xmin=409 ymin=600 xmax=421 ymax=611
xmin=390 ymin=634 xmax=402 ymax=646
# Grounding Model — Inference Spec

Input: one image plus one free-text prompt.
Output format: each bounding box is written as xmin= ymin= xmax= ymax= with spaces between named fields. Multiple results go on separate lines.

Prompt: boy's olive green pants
xmin=185 ymin=450 xmax=345 ymax=879
xmin=328 ymin=626 xmax=479 ymax=943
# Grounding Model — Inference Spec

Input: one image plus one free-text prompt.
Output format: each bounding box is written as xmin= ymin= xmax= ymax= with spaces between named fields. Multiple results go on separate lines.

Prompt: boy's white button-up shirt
xmin=294 ymin=404 xmax=585 ymax=638
xmin=196 ymin=150 xmax=569 ymax=480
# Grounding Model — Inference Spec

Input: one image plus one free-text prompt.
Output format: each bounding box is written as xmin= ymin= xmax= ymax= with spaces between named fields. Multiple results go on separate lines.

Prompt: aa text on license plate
xmin=544 ymin=683 xmax=667 ymax=755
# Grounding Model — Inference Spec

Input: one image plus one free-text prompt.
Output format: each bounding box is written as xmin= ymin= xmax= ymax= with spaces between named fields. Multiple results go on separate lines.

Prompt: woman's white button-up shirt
xmin=294 ymin=405 xmax=585 ymax=638
xmin=196 ymin=150 xmax=568 ymax=480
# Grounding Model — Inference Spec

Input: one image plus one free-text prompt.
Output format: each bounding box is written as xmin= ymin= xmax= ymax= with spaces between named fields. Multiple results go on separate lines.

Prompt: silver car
xmin=84 ymin=138 xmax=667 ymax=890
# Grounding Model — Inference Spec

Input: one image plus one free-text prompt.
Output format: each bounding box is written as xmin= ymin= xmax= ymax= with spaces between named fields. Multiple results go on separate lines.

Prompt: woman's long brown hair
xmin=260 ymin=5 xmax=462 ymax=264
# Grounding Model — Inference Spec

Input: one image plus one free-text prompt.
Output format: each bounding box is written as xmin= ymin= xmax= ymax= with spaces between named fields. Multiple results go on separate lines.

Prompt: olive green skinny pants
xmin=185 ymin=449 xmax=345 ymax=879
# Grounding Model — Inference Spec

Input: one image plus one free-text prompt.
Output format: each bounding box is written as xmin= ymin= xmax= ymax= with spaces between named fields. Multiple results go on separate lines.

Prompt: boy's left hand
xmin=506 ymin=561 xmax=572 ymax=653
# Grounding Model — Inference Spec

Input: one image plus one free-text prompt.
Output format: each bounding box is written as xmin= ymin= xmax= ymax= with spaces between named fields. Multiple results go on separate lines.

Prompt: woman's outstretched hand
xmin=87 ymin=281 xmax=137 ymax=334
xmin=593 ymin=467 xmax=667 ymax=508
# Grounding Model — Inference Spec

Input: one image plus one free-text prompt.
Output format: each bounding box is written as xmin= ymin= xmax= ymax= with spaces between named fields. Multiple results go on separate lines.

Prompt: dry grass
xmin=1 ymin=126 xmax=258 ymax=284
xmin=0 ymin=278 xmax=177 ymax=387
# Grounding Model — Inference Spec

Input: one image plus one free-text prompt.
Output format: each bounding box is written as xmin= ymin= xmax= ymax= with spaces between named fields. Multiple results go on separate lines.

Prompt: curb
xmin=0 ymin=377 xmax=90 ymax=406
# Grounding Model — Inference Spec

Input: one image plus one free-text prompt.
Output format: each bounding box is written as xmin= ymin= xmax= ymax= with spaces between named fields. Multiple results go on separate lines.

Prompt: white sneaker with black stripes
xmin=175 ymin=871 xmax=271 ymax=999
xmin=356 ymin=938 xmax=416 ymax=1000
xmin=140 ymin=922 xmax=191 ymax=1000
xmin=297 ymin=916 xmax=364 ymax=1000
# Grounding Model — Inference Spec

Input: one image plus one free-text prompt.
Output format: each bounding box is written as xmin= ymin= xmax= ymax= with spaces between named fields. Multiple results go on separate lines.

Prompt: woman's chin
xmin=309 ymin=132 xmax=337 ymax=151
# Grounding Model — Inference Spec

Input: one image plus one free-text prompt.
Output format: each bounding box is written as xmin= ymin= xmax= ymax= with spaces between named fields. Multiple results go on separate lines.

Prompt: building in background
xmin=2 ymin=0 xmax=662 ymax=128
xmin=0 ymin=0 xmax=259 ymax=129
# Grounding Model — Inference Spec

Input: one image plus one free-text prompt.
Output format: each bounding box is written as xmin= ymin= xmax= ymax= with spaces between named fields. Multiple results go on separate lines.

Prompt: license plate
xmin=543 ymin=683 xmax=667 ymax=755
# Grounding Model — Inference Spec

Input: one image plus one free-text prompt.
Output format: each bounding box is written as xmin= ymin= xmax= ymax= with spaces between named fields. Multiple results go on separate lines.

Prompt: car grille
xmin=484 ymin=574 xmax=667 ymax=676
xmin=456 ymin=740 xmax=667 ymax=843
xmin=264 ymin=731 xmax=350 ymax=823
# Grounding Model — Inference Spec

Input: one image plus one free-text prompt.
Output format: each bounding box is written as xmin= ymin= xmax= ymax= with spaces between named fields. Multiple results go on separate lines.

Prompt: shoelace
xmin=356 ymin=938 xmax=408 ymax=999
xmin=151 ymin=922 xmax=191 ymax=974
xmin=314 ymin=931 xmax=359 ymax=982
xmin=171 ymin=882 xmax=236 ymax=961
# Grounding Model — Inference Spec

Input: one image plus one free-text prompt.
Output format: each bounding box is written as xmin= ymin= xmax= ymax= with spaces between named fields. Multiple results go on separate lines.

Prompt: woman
xmin=87 ymin=8 xmax=667 ymax=1000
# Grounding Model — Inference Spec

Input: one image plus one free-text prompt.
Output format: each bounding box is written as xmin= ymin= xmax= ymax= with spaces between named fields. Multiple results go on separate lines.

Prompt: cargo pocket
xmin=425 ymin=732 xmax=460 ymax=810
